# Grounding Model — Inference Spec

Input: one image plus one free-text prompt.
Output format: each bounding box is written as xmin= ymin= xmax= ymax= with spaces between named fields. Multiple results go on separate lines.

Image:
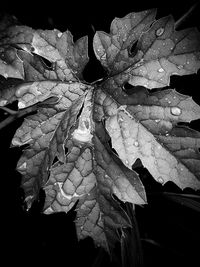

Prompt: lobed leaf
xmin=44 ymin=124 xmax=146 ymax=251
xmin=93 ymin=10 xmax=200 ymax=88
xmin=93 ymin=9 xmax=156 ymax=74
xmin=0 ymin=9 xmax=200 ymax=253
xmin=12 ymin=87 xmax=86 ymax=207
xmin=0 ymin=15 xmax=88 ymax=81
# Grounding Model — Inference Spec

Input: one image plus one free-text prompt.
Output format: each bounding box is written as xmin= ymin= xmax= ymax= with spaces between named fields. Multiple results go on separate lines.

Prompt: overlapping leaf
xmin=12 ymin=83 xmax=87 ymax=207
xmin=43 ymin=90 xmax=146 ymax=251
xmin=0 ymin=14 xmax=147 ymax=250
xmin=0 ymin=15 xmax=88 ymax=81
xmin=94 ymin=83 xmax=200 ymax=190
xmin=93 ymin=9 xmax=200 ymax=191
xmin=0 ymin=15 xmax=90 ymax=207
xmin=44 ymin=121 xmax=145 ymax=249
xmin=94 ymin=9 xmax=200 ymax=88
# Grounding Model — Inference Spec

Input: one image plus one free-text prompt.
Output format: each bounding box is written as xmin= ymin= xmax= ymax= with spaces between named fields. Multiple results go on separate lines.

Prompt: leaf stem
xmin=0 ymin=96 xmax=60 ymax=130
xmin=175 ymin=3 xmax=197 ymax=29
xmin=0 ymin=106 xmax=18 ymax=115
xmin=0 ymin=104 xmax=38 ymax=130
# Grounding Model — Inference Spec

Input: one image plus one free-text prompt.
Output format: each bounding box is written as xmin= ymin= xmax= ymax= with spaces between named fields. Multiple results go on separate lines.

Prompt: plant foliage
xmin=0 ymin=9 xmax=200 ymax=253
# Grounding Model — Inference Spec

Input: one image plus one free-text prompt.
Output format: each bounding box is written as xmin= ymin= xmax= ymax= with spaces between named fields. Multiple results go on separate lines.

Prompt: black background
xmin=1 ymin=0 xmax=200 ymax=266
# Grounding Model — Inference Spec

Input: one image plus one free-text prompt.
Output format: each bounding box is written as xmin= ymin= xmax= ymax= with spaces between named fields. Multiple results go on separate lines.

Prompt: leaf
xmin=93 ymin=9 xmax=200 ymax=192
xmin=44 ymin=124 xmax=146 ymax=251
xmin=0 ymin=8 xmax=200 ymax=255
xmin=93 ymin=10 xmax=200 ymax=88
xmin=93 ymin=9 xmax=156 ymax=73
xmin=103 ymin=86 xmax=200 ymax=190
xmin=0 ymin=13 xmax=146 ymax=249
xmin=12 ymin=84 xmax=87 ymax=208
xmin=0 ymin=15 xmax=88 ymax=81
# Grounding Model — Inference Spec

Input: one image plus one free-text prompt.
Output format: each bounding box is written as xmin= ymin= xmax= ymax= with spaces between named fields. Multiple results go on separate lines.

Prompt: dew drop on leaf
xmin=170 ymin=107 xmax=182 ymax=116
xmin=156 ymin=28 xmax=164 ymax=36
xmin=18 ymin=102 xmax=26 ymax=109
xmin=158 ymin=68 xmax=164 ymax=73
xmin=44 ymin=207 xmax=53 ymax=214
xmin=0 ymin=100 xmax=7 ymax=106
xmin=118 ymin=117 xmax=124 ymax=123
xmin=177 ymin=65 xmax=183 ymax=69
xmin=18 ymin=162 xmax=27 ymax=170
xmin=134 ymin=141 xmax=139 ymax=147
xmin=157 ymin=176 xmax=164 ymax=184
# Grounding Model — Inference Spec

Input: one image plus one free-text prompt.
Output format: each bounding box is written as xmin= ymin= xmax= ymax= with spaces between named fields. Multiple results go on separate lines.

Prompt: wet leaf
xmin=44 ymin=126 xmax=146 ymax=251
xmin=0 ymin=8 xmax=200 ymax=254
xmin=101 ymin=85 xmax=200 ymax=190
xmin=0 ymin=15 xmax=88 ymax=81
xmin=94 ymin=10 xmax=200 ymax=88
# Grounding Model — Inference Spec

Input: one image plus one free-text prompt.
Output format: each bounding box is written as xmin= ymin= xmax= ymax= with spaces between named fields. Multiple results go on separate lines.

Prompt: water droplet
xmin=177 ymin=65 xmax=183 ymax=69
xmin=44 ymin=207 xmax=53 ymax=214
xmin=168 ymin=100 xmax=171 ymax=104
xmin=18 ymin=102 xmax=26 ymax=109
xmin=57 ymin=32 xmax=62 ymax=38
xmin=134 ymin=141 xmax=139 ymax=147
xmin=155 ymin=119 xmax=160 ymax=123
xmin=118 ymin=117 xmax=124 ymax=123
xmin=165 ymin=133 xmax=169 ymax=136
xmin=18 ymin=162 xmax=27 ymax=170
xmin=158 ymin=68 xmax=164 ymax=73
xmin=157 ymin=176 xmax=164 ymax=184
xmin=156 ymin=28 xmax=164 ymax=36
xmin=0 ymin=100 xmax=7 ymax=106
xmin=171 ymin=107 xmax=182 ymax=116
